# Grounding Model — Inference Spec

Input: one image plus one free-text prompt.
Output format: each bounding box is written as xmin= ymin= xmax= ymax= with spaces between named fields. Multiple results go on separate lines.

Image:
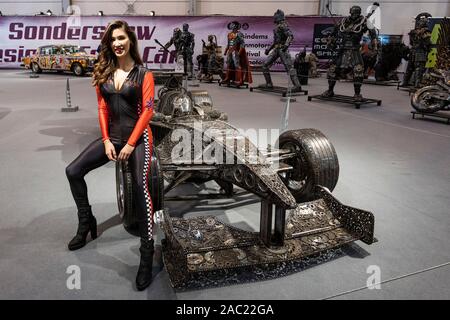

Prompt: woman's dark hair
xmin=92 ymin=20 xmax=143 ymax=86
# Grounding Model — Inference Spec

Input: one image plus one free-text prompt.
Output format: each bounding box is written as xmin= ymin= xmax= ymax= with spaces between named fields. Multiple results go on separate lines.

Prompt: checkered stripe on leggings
xmin=142 ymin=129 xmax=154 ymax=240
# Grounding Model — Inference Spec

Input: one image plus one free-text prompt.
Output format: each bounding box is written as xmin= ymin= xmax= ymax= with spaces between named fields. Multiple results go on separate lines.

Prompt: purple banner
xmin=0 ymin=15 xmax=336 ymax=70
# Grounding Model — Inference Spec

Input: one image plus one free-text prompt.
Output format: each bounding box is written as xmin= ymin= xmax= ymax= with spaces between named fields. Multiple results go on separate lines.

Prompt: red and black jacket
xmin=95 ymin=65 xmax=154 ymax=146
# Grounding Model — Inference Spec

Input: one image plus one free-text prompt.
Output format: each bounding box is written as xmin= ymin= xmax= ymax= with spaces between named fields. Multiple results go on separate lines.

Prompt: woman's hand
xmin=118 ymin=144 xmax=135 ymax=161
xmin=104 ymin=140 xmax=117 ymax=161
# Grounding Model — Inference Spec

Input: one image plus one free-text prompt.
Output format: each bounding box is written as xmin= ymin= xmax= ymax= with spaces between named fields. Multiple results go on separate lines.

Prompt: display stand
xmin=250 ymin=85 xmax=308 ymax=97
xmin=411 ymin=110 xmax=450 ymax=125
xmin=307 ymin=94 xmax=382 ymax=109
xmin=363 ymin=79 xmax=400 ymax=86
xmin=219 ymin=81 xmax=249 ymax=89
xmin=251 ymin=71 xmax=307 ymax=98
xmin=61 ymin=78 xmax=79 ymax=112
xmin=280 ymin=85 xmax=292 ymax=129
xmin=199 ymin=75 xmax=222 ymax=84
xmin=342 ymin=78 xmax=400 ymax=86
xmin=188 ymin=75 xmax=200 ymax=87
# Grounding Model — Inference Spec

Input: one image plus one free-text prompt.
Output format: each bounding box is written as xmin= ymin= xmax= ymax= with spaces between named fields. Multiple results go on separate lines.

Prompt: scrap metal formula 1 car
xmin=116 ymin=79 xmax=375 ymax=288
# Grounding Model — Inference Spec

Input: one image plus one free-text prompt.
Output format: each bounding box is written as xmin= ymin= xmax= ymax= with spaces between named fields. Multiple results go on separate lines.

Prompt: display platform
xmin=411 ymin=110 xmax=450 ymax=125
xmin=219 ymin=81 xmax=249 ymax=89
xmin=364 ymin=79 xmax=400 ymax=86
xmin=199 ymin=76 xmax=221 ymax=84
xmin=250 ymin=85 xmax=308 ymax=97
xmin=308 ymin=94 xmax=382 ymax=109
xmin=342 ymin=79 xmax=401 ymax=87
xmin=397 ymin=85 xmax=416 ymax=94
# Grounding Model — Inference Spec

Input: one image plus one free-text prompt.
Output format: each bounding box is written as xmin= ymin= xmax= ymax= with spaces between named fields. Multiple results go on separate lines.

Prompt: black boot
xmin=220 ymin=69 xmax=231 ymax=84
xmin=68 ymin=206 xmax=97 ymax=251
xmin=261 ymin=70 xmax=274 ymax=89
xmin=353 ymin=83 xmax=363 ymax=102
xmin=322 ymin=80 xmax=336 ymax=97
xmin=136 ymin=238 xmax=154 ymax=291
xmin=289 ymin=69 xmax=302 ymax=92
xmin=401 ymin=62 xmax=413 ymax=87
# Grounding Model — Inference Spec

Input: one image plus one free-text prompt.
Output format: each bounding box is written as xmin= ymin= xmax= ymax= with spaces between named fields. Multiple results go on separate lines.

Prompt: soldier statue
xmin=180 ymin=23 xmax=195 ymax=78
xmin=401 ymin=14 xmax=432 ymax=88
xmin=322 ymin=6 xmax=378 ymax=101
xmin=164 ymin=27 xmax=183 ymax=63
xmin=261 ymin=9 xmax=302 ymax=92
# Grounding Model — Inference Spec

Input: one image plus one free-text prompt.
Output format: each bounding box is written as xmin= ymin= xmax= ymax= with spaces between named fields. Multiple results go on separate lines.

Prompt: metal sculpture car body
xmin=117 ymin=79 xmax=375 ymax=288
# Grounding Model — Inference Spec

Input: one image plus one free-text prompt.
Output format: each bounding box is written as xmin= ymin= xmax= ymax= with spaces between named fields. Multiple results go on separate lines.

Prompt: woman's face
xmin=110 ymin=27 xmax=131 ymax=58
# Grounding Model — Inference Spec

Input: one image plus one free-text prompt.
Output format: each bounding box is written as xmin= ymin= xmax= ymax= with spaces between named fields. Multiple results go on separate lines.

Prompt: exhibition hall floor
xmin=0 ymin=69 xmax=449 ymax=300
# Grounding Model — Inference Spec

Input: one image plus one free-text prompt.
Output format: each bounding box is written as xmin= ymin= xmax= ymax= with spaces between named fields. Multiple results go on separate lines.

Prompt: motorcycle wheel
xmin=411 ymin=85 xmax=446 ymax=113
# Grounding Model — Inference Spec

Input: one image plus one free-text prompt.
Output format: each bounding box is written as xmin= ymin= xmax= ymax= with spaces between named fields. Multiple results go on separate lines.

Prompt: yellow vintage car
xmin=22 ymin=44 xmax=96 ymax=76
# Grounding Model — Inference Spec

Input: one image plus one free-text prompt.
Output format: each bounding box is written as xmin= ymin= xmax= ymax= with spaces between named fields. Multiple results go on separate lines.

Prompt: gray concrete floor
xmin=0 ymin=69 xmax=449 ymax=300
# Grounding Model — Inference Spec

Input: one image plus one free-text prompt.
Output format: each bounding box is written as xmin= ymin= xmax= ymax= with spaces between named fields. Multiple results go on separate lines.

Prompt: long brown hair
xmin=92 ymin=20 xmax=143 ymax=86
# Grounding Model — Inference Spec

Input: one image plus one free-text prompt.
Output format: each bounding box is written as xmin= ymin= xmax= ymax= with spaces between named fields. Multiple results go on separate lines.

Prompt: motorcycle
xmin=411 ymin=69 xmax=450 ymax=113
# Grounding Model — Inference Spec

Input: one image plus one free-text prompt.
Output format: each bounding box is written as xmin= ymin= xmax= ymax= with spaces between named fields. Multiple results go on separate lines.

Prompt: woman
xmin=65 ymin=20 xmax=155 ymax=291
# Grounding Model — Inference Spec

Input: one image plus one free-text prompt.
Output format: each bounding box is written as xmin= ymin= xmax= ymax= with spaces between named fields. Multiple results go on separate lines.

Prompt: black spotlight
xmin=98 ymin=10 xmax=104 ymax=16
xmin=46 ymin=10 xmax=53 ymax=16
xmin=0 ymin=11 xmax=3 ymax=16
xmin=149 ymin=11 xmax=155 ymax=16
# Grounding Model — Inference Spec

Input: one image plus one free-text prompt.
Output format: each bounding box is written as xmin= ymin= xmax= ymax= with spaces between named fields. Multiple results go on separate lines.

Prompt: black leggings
xmin=66 ymin=130 xmax=154 ymax=240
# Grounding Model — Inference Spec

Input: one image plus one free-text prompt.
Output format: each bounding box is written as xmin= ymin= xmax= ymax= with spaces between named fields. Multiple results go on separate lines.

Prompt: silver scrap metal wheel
xmin=115 ymin=149 xmax=164 ymax=236
xmin=411 ymin=85 xmax=447 ymax=113
xmin=277 ymin=128 xmax=339 ymax=202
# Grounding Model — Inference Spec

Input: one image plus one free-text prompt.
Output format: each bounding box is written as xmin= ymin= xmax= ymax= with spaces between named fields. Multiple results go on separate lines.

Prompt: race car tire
xmin=116 ymin=148 xmax=164 ymax=236
xmin=277 ymin=128 xmax=339 ymax=203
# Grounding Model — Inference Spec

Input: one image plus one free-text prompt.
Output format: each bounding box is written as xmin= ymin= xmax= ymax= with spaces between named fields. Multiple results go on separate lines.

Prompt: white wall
xmin=73 ymin=0 xmax=190 ymax=16
xmin=0 ymin=0 xmax=320 ymax=16
xmin=0 ymin=0 xmax=449 ymax=35
xmin=330 ymin=1 xmax=450 ymax=35
xmin=196 ymin=0 xmax=319 ymax=16
xmin=0 ymin=0 xmax=62 ymax=16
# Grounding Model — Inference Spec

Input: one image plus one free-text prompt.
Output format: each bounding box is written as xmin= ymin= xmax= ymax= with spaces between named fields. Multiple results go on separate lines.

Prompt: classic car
xmin=22 ymin=44 xmax=96 ymax=76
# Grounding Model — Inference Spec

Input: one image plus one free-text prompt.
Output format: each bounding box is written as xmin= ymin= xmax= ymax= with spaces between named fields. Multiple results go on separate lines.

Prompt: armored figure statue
xmin=401 ymin=14 xmax=432 ymax=88
xmin=164 ymin=27 xmax=182 ymax=61
xmin=202 ymin=35 xmax=218 ymax=81
xmin=221 ymin=21 xmax=246 ymax=85
xmin=322 ymin=6 xmax=378 ymax=101
xmin=179 ymin=23 xmax=195 ymax=78
xmin=261 ymin=9 xmax=302 ymax=91
xmin=306 ymin=52 xmax=319 ymax=77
